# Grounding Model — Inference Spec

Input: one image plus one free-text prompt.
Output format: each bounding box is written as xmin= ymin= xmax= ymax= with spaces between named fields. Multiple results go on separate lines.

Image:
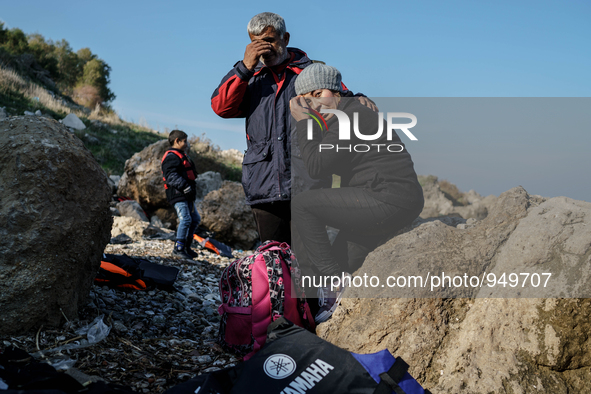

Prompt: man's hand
xmin=243 ymin=40 xmax=273 ymax=71
xmin=290 ymin=96 xmax=312 ymax=122
xmin=357 ymin=96 xmax=379 ymax=112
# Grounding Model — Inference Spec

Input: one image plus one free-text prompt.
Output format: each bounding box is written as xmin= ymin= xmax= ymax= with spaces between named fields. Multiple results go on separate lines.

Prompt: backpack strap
xmin=280 ymin=258 xmax=316 ymax=331
xmin=373 ymin=357 xmax=410 ymax=394
xmin=280 ymin=259 xmax=301 ymax=326
xmin=245 ymin=253 xmax=273 ymax=360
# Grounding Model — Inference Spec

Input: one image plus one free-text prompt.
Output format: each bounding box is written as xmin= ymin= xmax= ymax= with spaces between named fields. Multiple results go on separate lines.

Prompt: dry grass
xmin=0 ymin=64 xmax=81 ymax=116
xmin=0 ymin=64 xmax=134 ymax=129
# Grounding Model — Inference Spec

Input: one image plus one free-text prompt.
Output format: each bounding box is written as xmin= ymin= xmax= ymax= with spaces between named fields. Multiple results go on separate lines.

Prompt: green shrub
xmin=0 ymin=23 xmax=114 ymax=107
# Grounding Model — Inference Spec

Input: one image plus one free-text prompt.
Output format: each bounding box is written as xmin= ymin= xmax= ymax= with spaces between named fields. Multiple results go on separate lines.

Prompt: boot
xmin=185 ymin=236 xmax=199 ymax=259
xmin=172 ymin=240 xmax=193 ymax=260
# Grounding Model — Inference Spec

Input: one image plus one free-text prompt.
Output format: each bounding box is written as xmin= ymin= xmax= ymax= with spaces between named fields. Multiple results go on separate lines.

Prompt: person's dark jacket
xmin=161 ymin=148 xmax=197 ymax=205
xmin=295 ymin=98 xmax=424 ymax=211
xmin=212 ymin=48 xmax=356 ymax=205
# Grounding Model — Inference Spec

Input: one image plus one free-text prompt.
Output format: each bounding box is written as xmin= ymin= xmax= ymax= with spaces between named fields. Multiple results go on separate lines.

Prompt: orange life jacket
xmin=161 ymin=150 xmax=196 ymax=189
xmin=95 ymin=261 xmax=147 ymax=290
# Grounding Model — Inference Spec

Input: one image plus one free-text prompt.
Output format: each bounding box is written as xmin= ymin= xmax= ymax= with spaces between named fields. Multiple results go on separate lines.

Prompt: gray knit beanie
xmin=295 ymin=63 xmax=342 ymax=95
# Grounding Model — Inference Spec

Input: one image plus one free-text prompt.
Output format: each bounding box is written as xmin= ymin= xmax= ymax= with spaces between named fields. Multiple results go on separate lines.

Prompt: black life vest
xmin=161 ymin=150 xmax=196 ymax=189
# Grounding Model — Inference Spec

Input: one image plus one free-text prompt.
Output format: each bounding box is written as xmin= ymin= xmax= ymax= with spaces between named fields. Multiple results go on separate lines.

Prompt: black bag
xmin=165 ymin=318 xmax=429 ymax=394
xmin=95 ymin=254 xmax=179 ymax=291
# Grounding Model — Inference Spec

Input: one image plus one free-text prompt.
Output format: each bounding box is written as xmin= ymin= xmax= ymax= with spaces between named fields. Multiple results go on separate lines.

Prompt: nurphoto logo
xmin=306 ymin=109 xmax=418 ymax=153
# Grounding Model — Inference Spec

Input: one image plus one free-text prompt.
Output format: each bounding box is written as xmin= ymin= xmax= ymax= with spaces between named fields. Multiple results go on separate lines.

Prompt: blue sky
xmin=1 ymin=1 xmax=590 ymax=200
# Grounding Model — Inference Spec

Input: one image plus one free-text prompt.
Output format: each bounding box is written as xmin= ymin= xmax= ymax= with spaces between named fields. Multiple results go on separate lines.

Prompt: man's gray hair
xmin=247 ymin=12 xmax=286 ymax=37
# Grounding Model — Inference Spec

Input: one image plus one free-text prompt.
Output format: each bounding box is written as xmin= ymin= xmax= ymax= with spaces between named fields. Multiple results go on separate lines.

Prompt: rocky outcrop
xmin=419 ymin=175 xmax=497 ymax=220
xmin=198 ymin=181 xmax=258 ymax=250
xmin=117 ymin=139 xmax=169 ymax=209
xmin=317 ymin=187 xmax=591 ymax=393
xmin=0 ymin=116 xmax=112 ymax=335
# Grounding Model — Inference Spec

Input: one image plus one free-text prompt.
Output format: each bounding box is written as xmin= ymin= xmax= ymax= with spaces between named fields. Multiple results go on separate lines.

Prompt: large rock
xmin=117 ymin=139 xmax=169 ymax=208
xmin=317 ymin=187 xmax=591 ymax=393
xmin=198 ymin=181 xmax=258 ymax=249
xmin=0 ymin=116 xmax=112 ymax=335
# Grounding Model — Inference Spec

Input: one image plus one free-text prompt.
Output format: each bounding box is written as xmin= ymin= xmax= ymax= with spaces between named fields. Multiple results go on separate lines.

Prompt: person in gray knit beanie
xmin=290 ymin=62 xmax=423 ymax=325
xmin=291 ymin=63 xmax=344 ymax=123
xmin=295 ymin=63 xmax=342 ymax=96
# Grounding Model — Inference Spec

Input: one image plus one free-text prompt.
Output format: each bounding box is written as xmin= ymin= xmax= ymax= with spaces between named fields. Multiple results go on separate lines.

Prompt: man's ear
xmin=283 ymin=32 xmax=290 ymax=46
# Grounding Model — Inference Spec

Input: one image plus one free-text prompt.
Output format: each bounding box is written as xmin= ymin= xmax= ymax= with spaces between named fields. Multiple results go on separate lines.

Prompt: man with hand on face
xmin=212 ymin=12 xmax=375 ymax=246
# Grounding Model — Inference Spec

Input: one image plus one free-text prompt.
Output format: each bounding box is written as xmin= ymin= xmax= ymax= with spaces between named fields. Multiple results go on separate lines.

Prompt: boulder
xmin=198 ymin=181 xmax=258 ymax=249
xmin=195 ymin=171 xmax=223 ymax=204
xmin=116 ymin=200 xmax=149 ymax=222
xmin=61 ymin=113 xmax=86 ymax=130
xmin=430 ymin=298 xmax=591 ymax=393
xmin=0 ymin=107 xmax=7 ymax=119
xmin=0 ymin=116 xmax=112 ymax=335
xmin=317 ymin=187 xmax=591 ymax=393
xmin=117 ymin=140 xmax=169 ymax=209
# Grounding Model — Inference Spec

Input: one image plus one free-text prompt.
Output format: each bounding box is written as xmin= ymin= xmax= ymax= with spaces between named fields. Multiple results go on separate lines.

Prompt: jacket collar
xmin=170 ymin=148 xmax=188 ymax=156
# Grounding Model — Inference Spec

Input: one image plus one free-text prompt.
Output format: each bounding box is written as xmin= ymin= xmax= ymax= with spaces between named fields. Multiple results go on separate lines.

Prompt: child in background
xmin=161 ymin=130 xmax=200 ymax=259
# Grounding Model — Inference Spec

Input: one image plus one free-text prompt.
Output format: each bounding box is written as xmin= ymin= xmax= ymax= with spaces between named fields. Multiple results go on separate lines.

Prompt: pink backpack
xmin=217 ymin=241 xmax=315 ymax=359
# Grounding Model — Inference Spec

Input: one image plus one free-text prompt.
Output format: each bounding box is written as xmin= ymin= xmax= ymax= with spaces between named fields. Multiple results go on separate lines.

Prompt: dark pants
xmin=251 ymin=201 xmax=291 ymax=244
xmin=292 ymin=187 xmax=420 ymax=280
